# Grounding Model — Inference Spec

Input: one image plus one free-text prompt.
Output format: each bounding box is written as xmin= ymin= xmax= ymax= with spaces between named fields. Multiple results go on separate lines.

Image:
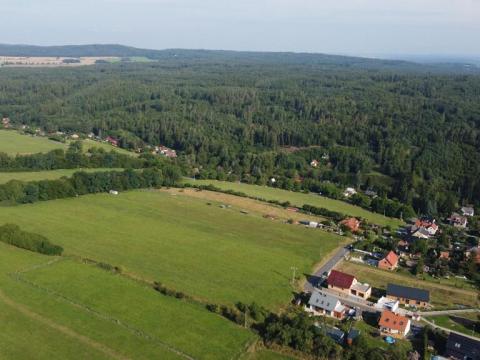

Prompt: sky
xmin=1 ymin=0 xmax=480 ymax=58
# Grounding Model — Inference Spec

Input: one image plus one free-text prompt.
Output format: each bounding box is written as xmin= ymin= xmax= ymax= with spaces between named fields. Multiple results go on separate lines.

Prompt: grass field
xmin=335 ymin=261 xmax=479 ymax=308
xmin=424 ymin=313 xmax=480 ymax=338
xmin=0 ymin=130 xmax=136 ymax=156
xmin=0 ymin=243 xmax=255 ymax=359
xmin=0 ymin=130 xmax=66 ymax=155
xmin=0 ymin=189 xmax=344 ymax=308
xmin=189 ymin=180 xmax=403 ymax=228
xmin=0 ymin=168 xmax=122 ymax=184
xmin=163 ymin=188 xmax=325 ymax=223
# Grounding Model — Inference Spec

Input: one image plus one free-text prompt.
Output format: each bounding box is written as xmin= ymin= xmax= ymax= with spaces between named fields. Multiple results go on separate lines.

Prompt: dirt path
xmin=0 ymin=289 xmax=130 ymax=360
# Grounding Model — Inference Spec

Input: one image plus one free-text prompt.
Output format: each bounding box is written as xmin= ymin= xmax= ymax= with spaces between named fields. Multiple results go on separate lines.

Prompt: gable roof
xmin=308 ymin=290 xmax=342 ymax=312
xmin=378 ymin=310 xmax=410 ymax=332
xmin=328 ymin=270 xmax=355 ymax=289
xmin=386 ymin=284 xmax=430 ymax=302
xmin=381 ymin=251 xmax=399 ymax=266
xmin=446 ymin=333 xmax=480 ymax=360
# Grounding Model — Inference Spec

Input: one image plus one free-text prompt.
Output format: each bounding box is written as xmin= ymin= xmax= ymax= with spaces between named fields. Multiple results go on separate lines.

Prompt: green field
xmin=425 ymin=313 xmax=480 ymax=338
xmin=0 ymin=130 xmax=66 ymax=155
xmin=189 ymin=180 xmax=403 ymax=228
xmin=0 ymin=189 xmax=343 ymax=308
xmin=0 ymin=243 xmax=254 ymax=359
xmin=0 ymin=168 xmax=122 ymax=184
xmin=0 ymin=130 xmax=136 ymax=157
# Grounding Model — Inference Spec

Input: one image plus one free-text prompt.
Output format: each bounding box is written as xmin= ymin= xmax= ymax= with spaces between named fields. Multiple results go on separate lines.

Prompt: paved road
xmin=304 ymin=245 xmax=351 ymax=292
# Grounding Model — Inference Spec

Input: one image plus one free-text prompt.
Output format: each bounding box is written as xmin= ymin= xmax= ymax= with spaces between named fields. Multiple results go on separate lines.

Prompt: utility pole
xmin=291 ymin=266 xmax=298 ymax=286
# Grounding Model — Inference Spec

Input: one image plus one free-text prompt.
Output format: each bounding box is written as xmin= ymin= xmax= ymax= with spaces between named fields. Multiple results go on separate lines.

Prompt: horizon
xmin=2 ymin=0 xmax=480 ymax=59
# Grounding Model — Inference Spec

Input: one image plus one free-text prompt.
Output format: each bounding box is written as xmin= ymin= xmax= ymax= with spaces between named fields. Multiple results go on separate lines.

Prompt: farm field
xmin=0 ymin=168 xmax=122 ymax=184
xmin=162 ymin=188 xmax=326 ymax=223
xmin=0 ymin=243 xmax=254 ymax=359
xmin=0 ymin=189 xmax=344 ymax=308
xmin=0 ymin=130 xmax=66 ymax=155
xmin=189 ymin=180 xmax=403 ymax=228
xmin=335 ymin=261 xmax=479 ymax=308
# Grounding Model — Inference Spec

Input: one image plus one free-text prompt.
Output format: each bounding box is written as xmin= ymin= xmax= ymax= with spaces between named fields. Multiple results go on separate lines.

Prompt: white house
xmin=343 ymin=187 xmax=357 ymax=197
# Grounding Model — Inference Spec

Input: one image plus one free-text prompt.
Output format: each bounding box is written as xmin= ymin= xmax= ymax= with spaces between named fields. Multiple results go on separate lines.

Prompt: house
xmin=378 ymin=310 xmax=411 ymax=338
xmin=386 ymin=284 xmax=430 ymax=308
xmin=340 ymin=217 xmax=361 ymax=232
xmin=439 ymin=251 xmax=450 ymax=260
xmin=310 ymin=159 xmax=319 ymax=168
xmin=306 ymin=290 xmax=346 ymax=319
xmin=411 ymin=227 xmax=430 ymax=239
xmin=155 ymin=145 xmax=177 ymax=158
xmin=346 ymin=329 xmax=361 ymax=346
xmin=378 ymin=251 xmax=399 ymax=271
xmin=109 ymin=190 xmax=119 ymax=195
xmin=2 ymin=117 xmax=10 ymax=128
xmin=445 ymin=333 xmax=480 ymax=360
xmin=327 ymin=270 xmax=372 ymax=299
xmin=365 ymin=189 xmax=378 ymax=198
xmin=461 ymin=206 xmax=475 ymax=217
xmin=466 ymin=247 xmax=480 ymax=264
xmin=411 ymin=219 xmax=438 ymax=236
xmin=449 ymin=213 xmax=468 ymax=229
xmin=324 ymin=326 xmax=345 ymax=344
xmin=343 ymin=187 xmax=357 ymax=197
xmin=375 ymin=296 xmax=399 ymax=312
xmin=106 ymin=136 xmax=119 ymax=147
xmin=70 ymin=133 xmax=79 ymax=140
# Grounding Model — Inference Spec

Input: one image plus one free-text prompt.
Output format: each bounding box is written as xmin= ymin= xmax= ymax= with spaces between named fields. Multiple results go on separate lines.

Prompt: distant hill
xmin=0 ymin=43 xmax=477 ymax=73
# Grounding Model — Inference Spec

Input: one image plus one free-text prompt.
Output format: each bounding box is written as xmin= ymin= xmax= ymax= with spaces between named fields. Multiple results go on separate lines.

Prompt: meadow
xmin=335 ymin=261 xmax=478 ymax=308
xmin=0 ymin=189 xmax=344 ymax=308
xmin=0 ymin=168 xmax=122 ymax=184
xmin=0 ymin=130 xmax=135 ymax=156
xmin=189 ymin=180 xmax=404 ymax=228
xmin=0 ymin=243 xmax=255 ymax=359
xmin=0 ymin=130 xmax=66 ymax=155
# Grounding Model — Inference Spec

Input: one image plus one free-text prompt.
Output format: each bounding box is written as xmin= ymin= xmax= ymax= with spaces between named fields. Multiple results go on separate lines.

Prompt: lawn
xmin=0 ymin=168 xmax=122 ymax=184
xmin=0 ymin=189 xmax=344 ymax=308
xmin=0 ymin=130 xmax=66 ymax=155
xmin=0 ymin=243 xmax=254 ymax=359
xmin=335 ymin=261 xmax=479 ymax=308
xmin=79 ymin=139 xmax=137 ymax=157
xmin=189 ymin=180 xmax=404 ymax=228
xmin=424 ymin=313 xmax=480 ymax=338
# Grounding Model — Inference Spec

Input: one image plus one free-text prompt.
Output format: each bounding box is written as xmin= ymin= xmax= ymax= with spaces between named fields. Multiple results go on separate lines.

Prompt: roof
xmin=325 ymin=326 xmax=345 ymax=343
xmin=340 ymin=217 xmax=360 ymax=231
xmin=387 ymin=284 xmax=430 ymax=302
xmin=328 ymin=270 xmax=356 ymax=289
xmin=308 ymin=290 xmax=343 ymax=313
xmin=382 ymin=251 xmax=399 ymax=266
xmin=378 ymin=310 xmax=410 ymax=332
xmin=446 ymin=333 xmax=480 ymax=360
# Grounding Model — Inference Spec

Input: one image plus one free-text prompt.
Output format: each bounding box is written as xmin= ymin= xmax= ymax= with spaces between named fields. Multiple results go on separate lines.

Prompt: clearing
xmin=0 ymin=189 xmax=344 ymax=308
xmin=189 ymin=180 xmax=403 ymax=228
xmin=335 ymin=261 xmax=479 ymax=308
xmin=0 ymin=130 xmax=66 ymax=155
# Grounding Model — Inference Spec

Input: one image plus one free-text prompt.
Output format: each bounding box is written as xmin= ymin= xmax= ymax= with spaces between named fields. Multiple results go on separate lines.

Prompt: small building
xmin=411 ymin=219 xmax=438 ymax=237
xmin=325 ymin=326 xmax=346 ymax=344
xmin=2 ymin=117 xmax=11 ymax=128
xmin=346 ymin=329 xmax=361 ymax=346
xmin=461 ymin=206 xmax=475 ymax=217
xmin=109 ymin=190 xmax=119 ymax=195
xmin=375 ymin=296 xmax=399 ymax=312
xmin=411 ymin=227 xmax=430 ymax=239
xmin=448 ymin=213 xmax=468 ymax=229
xmin=310 ymin=159 xmax=319 ymax=168
xmin=70 ymin=133 xmax=79 ymax=139
xmin=378 ymin=310 xmax=411 ymax=338
xmin=327 ymin=270 xmax=372 ymax=299
xmin=340 ymin=217 xmax=361 ymax=232
xmin=445 ymin=333 xmax=480 ymax=360
xmin=439 ymin=251 xmax=450 ymax=260
xmin=378 ymin=251 xmax=399 ymax=271
xmin=343 ymin=187 xmax=357 ymax=197
xmin=466 ymin=246 xmax=480 ymax=264
xmin=365 ymin=189 xmax=378 ymax=198
xmin=386 ymin=284 xmax=430 ymax=308
xmin=306 ymin=290 xmax=346 ymax=319
xmin=106 ymin=136 xmax=119 ymax=147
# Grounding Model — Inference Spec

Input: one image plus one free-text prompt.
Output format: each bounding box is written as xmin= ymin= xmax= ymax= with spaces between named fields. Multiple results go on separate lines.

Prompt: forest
xmin=1 ymin=52 xmax=479 ymax=217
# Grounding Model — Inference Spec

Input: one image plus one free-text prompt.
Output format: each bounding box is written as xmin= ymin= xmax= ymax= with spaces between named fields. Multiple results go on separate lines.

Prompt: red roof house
xmin=378 ymin=310 xmax=411 ymax=338
xmin=327 ymin=270 xmax=356 ymax=290
xmin=340 ymin=218 xmax=360 ymax=232
xmin=378 ymin=251 xmax=399 ymax=271
xmin=106 ymin=136 xmax=119 ymax=147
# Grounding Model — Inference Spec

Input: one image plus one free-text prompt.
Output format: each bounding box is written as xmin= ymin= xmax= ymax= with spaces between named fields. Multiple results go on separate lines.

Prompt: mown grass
xmin=335 ymin=261 xmax=479 ymax=308
xmin=0 ymin=189 xmax=344 ymax=308
xmin=189 ymin=180 xmax=404 ymax=228
xmin=0 ymin=243 xmax=254 ymax=359
xmin=0 ymin=130 xmax=66 ymax=155
xmin=424 ymin=313 xmax=480 ymax=337
xmin=0 ymin=168 xmax=122 ymax=184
